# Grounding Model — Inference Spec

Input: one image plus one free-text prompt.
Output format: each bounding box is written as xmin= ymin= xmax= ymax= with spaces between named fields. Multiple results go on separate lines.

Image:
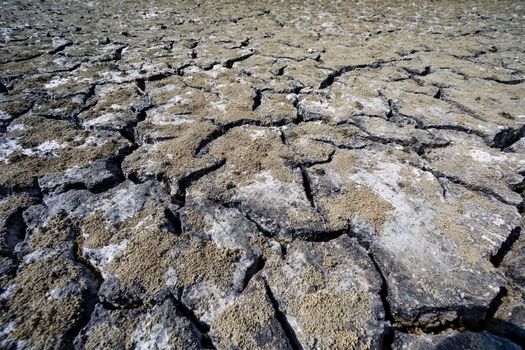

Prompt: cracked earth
xmin=1 ymin=0 xmax=525 ymax=349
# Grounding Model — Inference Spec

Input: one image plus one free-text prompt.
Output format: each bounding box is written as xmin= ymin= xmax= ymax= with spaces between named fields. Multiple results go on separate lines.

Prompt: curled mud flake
xmin=174 ymin=239 xmax=241 ymax=289
xmin=323 ymin=183 xmax=395 ymax=233
xmin=210 ymin=277 xmax=291 ymax=349
xmin=0 ymin=255 xmax=89 ymax=349
xmin=107 ymin=229 xmax=178 ymax=295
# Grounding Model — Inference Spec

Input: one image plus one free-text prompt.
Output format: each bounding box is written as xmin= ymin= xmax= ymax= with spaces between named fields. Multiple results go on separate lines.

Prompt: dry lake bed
xmin=1 ymin=0 xmax=525 ymax=349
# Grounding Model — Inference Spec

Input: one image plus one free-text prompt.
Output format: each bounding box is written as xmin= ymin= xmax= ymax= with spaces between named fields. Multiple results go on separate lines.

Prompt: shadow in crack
xmin=486 ymin=318 xmax=525 ymax=348
xmin=434 ymin=330 xmax=523 ymax=350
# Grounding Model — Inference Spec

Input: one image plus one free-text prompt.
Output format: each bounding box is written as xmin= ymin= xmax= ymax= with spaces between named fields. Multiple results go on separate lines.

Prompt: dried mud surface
xmin=1 ymin=1 xmax=525 ymax=349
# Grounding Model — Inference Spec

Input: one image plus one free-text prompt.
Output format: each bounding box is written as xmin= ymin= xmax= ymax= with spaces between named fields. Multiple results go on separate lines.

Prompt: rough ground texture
xmin=0 ymin=0 xmax=524 ymax=349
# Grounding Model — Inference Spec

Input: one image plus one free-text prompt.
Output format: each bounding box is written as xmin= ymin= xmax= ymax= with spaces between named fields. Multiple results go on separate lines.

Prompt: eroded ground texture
xmin=0 ymin=0 xmax=525 ymax=349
